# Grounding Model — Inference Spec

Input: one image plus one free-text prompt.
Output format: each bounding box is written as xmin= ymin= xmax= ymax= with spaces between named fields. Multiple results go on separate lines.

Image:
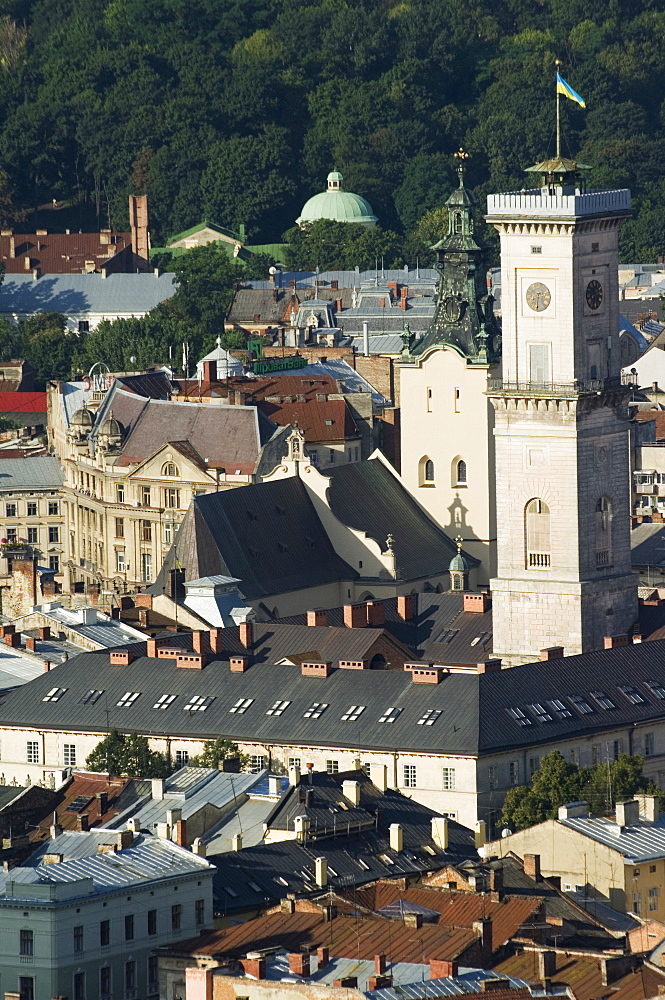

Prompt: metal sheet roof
xmin=0 ymin=272 xmax=176 ymax=317
xmin=0 ymin=455 xmax=62 ymax=490
xmin=560 ymin=814 xmax=665 ymax=863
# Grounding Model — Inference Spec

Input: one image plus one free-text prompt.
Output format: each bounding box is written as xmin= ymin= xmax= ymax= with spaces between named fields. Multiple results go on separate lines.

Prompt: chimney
xmin=50 ymin=819 xmax=62 ymax=839
xmin=138 ymin=607 xmax=149 ymax=628
xmin=229 ymin=655 xmax=249 ymax=672
xmin=289 ymin=766 xmax=301 ymax=786
xmin=242 ymin=953 xmax=266 ymax=980
xmin=77 ymin=814 xmax=89 ymax=832
xmin=343 ymin=603 xmax=366 ymax=628
xmin=239 ymin=621 xmax=253 ymax=648
xmin=389 ymin=823 xmax=403 ymax=852
xmin=146 ymin=638 xmax=158 ymax=657
xmin=43 ymin=660 xmax=51 ymax=672
xmin=209 ymin=628 xmax=223 ymax=654
xmin=342 ymin=780 xmax=360 ymax=806
xmin=489 ymin=866 xmax=503 ymax=892
xmin=232 ymin=833 xmax=242 ymax=851
xmin=315 ymin=856 xmax=328 ymax=887
xmin=151 ymin=778 xmax=165 ymax=801
xmin=289 ymin=952 xmax=311 ymax=977
xmin=636 ymin=794 xmax=659 ymax=823
xmin=616 ymin=799 xmax=640 ymax=829
xmin=397 ymin=594 xmax=416 ymax=620
xmin=334 ymin=979 xmax=358 ymax=989
xmin=129 ymin=193 xmax=150 ymax=270
xmin=307 ymin=608 xmax=328 ymax=627
xmin=473 ymin=918 xmax=493 ymax=963
xmin=366 ymin=600 xmax=384 ymax=626
xmin=371 ymin=763 xmax=387 ymax=792
xmin=281 ymin=897 xmax=295 ymax=913
xmin=39 ymin=625 xmax=51 ymax=640
xmin=375 ymin=954 xmax=387 ymax=975
xmin=557 ymin=800 xmax=589 ymax=819
xmin=477 ymin=659 xmax=502 ymax=673
xmin=191 ymin=630 xmax=209 ymax=655
xmin=268 ymin=775 xmax=281 ymax=796
xmin=538 ymin=952 xmax=557 ymax=982
xmin=400 ymin=287 xmax=408 ymax=311
xmin=294 ymin=815 xmax=310 ymax=840
xmin=9 ymin=235 xmax=14 ymax=258
xmin=523 ymin=853 xmax=542 ymax=881
xmin=368 ymin=976 xmax=393 ymax=991
xmin=96 ymin=792 xmax=108 ymax=815
xmin=540 ymin=646 xmax=564 ymax=660
xmin=431 ymin=817 xmax=448 ymax=850
xmin=604 ymin=634 xmax=629 ymax=648
xmin=317 ymin=946 xmax=329 ymax=969
xmin=202 ymin=360 xmax=217 ymax=385
xmin=117 ymin=830 xmax=134 ymax=850
xmin=430 ymin=960 xmax=458 ymax=979
xmin=464 ymin=592 xmax=491 ymax=613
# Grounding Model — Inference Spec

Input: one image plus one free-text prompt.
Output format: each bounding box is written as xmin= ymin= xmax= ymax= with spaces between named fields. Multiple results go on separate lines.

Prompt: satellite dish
xmin=501 ymin=826 xmax=512 ymax=838
xmin=269 ymin=266 xmax=277 ymax=275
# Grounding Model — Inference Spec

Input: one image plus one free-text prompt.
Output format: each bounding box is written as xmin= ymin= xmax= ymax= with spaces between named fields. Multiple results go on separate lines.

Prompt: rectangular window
xmin=528 ymin=756 xmax=540 ymax=779
xmin=27 ymin=502 xmax=37 ymax=517
xmin=48 ymin=501 xmax=59 ymax=515
xmin=73 ymin=972 xmax=84 ymax=1000
xmin=634 ymin=892 xmax=642 ymax=915
xmin=613 ymin=738 xmax=624 ymax=759
xmin=140 ymin=519 xmax=152 ymax=541
xmin=649 ymin=887 xmax=659 ymax=911
xmin=303 ymin=702 xmax=327 ymax=719
xmin=403 ymin=764 xmax=417 ymax=788
xmin=249 ymin=754 xmax=266 ymax=773
xmin=175 ymin=749 xmax=189 ymax=768
xmin=63 ymin=744 xmax=76 ymax=767
xmin=426 ymin=387 xmax=433 ymax=412
xmin=147 ymin=909 xmax=157 ymax=935
xmin=125 ymin=960 xmax=136 ymax=991
xmin=148 ymin=954 xmax=158 ymax=988
xmin=48 ymin=526 xmax=59 ymax=543
xmin=141 ymin=551 xmax=152 ymax=582
xmin=569 ymin=748 xmax=579 ymax=765
xmin=5 ymin=502 xmax=16 ymax=517
xmin=19 ymin=979 xmax=34 ymax=1000
xmin=341 ymin=704 xmax=365 ymax=722
xmin=442 ymin=767 xmax=456 ymax=790
xmin=115 ymin=517 xmax=124 ymax=537
xmin=309 ymin=449 xmax=318 ymax=465
xmin=49 ymin=555 xmax=60 ymax=573
xmin=26 ymin=741 xmax=39 ymax=764
xmin=117 ymin=691 xmax=140 ymax=707
xmin=529 ymin=343 xmax=551 ymax=384
xmin=171 ymin=903 xmax=182 ymax=932
xmin=142 ymin=486 xmax=151 ymax=506
xmin=6 ymin=527 xmax=16 ymax=543
xmin=115 ymin=549 xmax=125 ymax=572
xmin=531 ymin=245 xmax=542 ymax=254
xmin=195 ymin=898 xmax=205 ymax=926
xmin=591 ymin=241 xmax=600 ymax=252
xmin=184 ymin=695 xmax=214 ymax=712
xmin=378 ymin=707 xmax=401 ymax=724
xmin=164 ymin=487 xmax=180 ymax=508
xmin=509 ymin=760 xmax=520 ymax=785
xmin=78 ymin=320 xmax=90 ymax=333
xmin=163 ymin=521 xmax=173 ymax=544
xmin=326 ymin=759 xmax=339 ymax=774
xmin=81 ymin=689 xmax=103 ymax=705
xmin=19 ymin=928 xmax=33 ymax=956
xmin=125 ymin=914 xmax=134 ymax=941
xmin=27 ymin=527 xmax=37 ymax=543
xmin=592 ymin=743 xmax=602 ymax=765
xmin=266 ymin=699 xmax=290 ymax=716
xmin=488 ymin=765 xmax=496 ymax=789
xmin=73 ymin=924 xmax=84 ymax=952
xmin=288 ymin=756 xmax=301 ymax=769
xmin=116 ymin=483 xmax=125 ymax=504
xmin=645 ymin=732 xmax=655 ymax=757
xmin=100 ymin=967 xmax=111 ymax=995
xmin=100 ymin=919 xmax=110 ymax=947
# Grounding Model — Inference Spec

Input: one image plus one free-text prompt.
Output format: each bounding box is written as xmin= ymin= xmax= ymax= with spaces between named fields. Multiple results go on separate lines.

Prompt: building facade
xmin=487 ymin=161 xmax=637 ymax=662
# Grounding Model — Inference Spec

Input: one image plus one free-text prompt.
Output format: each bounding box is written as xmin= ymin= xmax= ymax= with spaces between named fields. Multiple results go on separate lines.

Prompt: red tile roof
xmin=29 ymin=770 xmax=131 ymax=841
xmin=0 ymin=391 xmax=46 ymax=414
xmin=0 ymin=231 xmax=132 ymax=274
xmin=257 ymin=398 xmax=359 ymax=443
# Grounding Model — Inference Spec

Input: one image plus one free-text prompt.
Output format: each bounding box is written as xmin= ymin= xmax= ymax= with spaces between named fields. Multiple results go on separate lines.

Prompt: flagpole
xmin=555 ymin=59 xmax=562 ymax=158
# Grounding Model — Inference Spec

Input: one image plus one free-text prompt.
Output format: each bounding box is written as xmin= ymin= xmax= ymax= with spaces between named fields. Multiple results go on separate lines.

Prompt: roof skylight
xmin=341 ymin=704 xmax=365 ymax=722
xmin=548 ymin=699 xmax=572 ymax=719
xmin=266 ymin=700 xmax=290 ymax=716
xmin=184 ymin=695 xmax=214 ymax=712
xmin=80 ymin=689 xmax=103 ymax=705
xmin=507 ymin=707 xmax=531 ymax=726
xmin=568 ymin=694 xmax=593 ymax=715
xmin=590 ymin=690 xmax=616 ymax=710
xmin=529 ymin=703 xmax=553 ymax=723
xmin=153 ymin=694 xmax=177 ymax=710
xmin=435 ymin=629 xmax=458 ymax=643
xmin=619 ymin=685 xmax=645 ymax=705
xmin=117 ymin=691 xmax=140 ymax=707
xmin=42 ymin=686 xmax=67 ymax=703
xmin=229 ymin=698 xmax=253 ymax=714
xmin=645 ymin=681 xmax=665 ymax=699
xmin=417 ymin=709 xmax=442 ymax=726
xmin=304 ymin=702 xmax=328 ymax=719
xmin=378 ymin=707 xmax=401 ymax=724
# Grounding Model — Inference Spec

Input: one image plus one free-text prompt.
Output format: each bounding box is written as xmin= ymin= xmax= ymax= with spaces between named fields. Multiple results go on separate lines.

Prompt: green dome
xmin=449 ymin=551 xmax=471 ymax=572
xmin=297 ymin=171 xmax=378 ymax=228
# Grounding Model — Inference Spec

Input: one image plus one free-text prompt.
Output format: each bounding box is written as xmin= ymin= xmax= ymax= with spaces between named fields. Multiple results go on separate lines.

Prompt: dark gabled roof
xmin=151 ymin=477 xmax=357 ymax=601
xmin=266 ymin=767 xmax=393 ymax=836
xmin=325 ymin=460 xmax=479 ymax=580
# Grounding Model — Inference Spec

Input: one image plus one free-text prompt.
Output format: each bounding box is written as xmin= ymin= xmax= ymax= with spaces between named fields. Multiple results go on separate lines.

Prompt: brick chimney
xmin=317 ymin=946 xmax=329 ymax=969
xmin=397 ymin=594 xmax=415 ymax=620
xmin=524 ymin=853 xmax=542 ymax=881
xmin=464 ymin=592 xmax=491 ymax=613
xmin=77 ymin=814 xmax=89 ymax=832
xmin=202 ymin=360 xmax=217 ymax=385
xmin=374 ymin=954 xmax=387 ymax=975
xmin=307 ymin=609 xmax=328 ymax=626
xmin=239 ymin=621 xmax=254 ymax=648
xmin=604 ymin=634 xmax=629 ymax=648
xmin=473 ymin=918 xmax=493 ymax=963
xmin=129 ymin=193 xmax=149 ymax=270
xmin=289 ymin=952 xmax=311 ymax=977
xmin=343 ymin=603 xmax=366 ymax=628
xmin=242 ymin=953 xmax=266 ymax=979
xmin=540 ymin=646 xmax=564 ymax=660
xmin=138 ymin=607 xmax=149 ymax=627
xmin=230 ymin=655 xmax=249 ymax=672
xmin=476 ymin=659 xmax=502 ymax=672
xmin=209 ymin=628 xmax=223 ymax=654
xmin=430 ymin=960 xmax=458 ymax=979
xmin=175 ymin=819 xmax=188 ymax=848
xmin=96 ymin=792 xmax=108 ymax=815
xmin=191 ymin=630 xmax=209 ymax=655
xmin=366 ymin=600 xmax=384 ymax=626
xmin=538 ymin=951 xmax=557 ymax=982
xmin=146 ymin=638 xmax=158 ymax=657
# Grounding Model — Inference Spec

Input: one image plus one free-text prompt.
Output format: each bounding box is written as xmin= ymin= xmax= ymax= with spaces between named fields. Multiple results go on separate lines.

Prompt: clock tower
xmin=486 ymin=156 xmax=637 ymax=663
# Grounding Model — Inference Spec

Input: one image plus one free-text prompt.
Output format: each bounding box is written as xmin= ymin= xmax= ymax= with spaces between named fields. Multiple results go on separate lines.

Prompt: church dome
xmin=449 ymin=551 xmax=471 ymax=573
xmin=297 ymin=171 xmax=378 ymax=228
xmin=70 ymin=406 xmax=93 ymax=429
xmin=100 ymin=414 xmax=122 ymax=439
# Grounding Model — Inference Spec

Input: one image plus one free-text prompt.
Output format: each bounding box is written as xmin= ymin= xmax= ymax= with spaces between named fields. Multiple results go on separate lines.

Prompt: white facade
xmin=487 ymin=184 xmax=638 ymax=662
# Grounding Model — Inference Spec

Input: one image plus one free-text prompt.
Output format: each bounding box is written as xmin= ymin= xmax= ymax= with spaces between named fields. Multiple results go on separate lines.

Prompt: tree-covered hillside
xmin=0 ymin=0 xmax=663 ymax=259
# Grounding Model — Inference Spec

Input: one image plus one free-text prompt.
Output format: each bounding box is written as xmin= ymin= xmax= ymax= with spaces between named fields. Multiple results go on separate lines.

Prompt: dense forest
xmin=0 ymin=0 xmax=662 ymax=261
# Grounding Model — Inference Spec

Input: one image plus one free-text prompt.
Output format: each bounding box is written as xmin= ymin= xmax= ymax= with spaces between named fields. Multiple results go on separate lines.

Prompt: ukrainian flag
xmin=556 ymin=72 xmax=586 ymax=108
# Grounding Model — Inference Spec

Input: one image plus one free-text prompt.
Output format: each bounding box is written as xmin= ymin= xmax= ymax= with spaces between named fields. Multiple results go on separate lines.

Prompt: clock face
xmin=586 ymin=279 xmax=603 ymax=310
xmin=526 ymin=281 xmax=551 ymax=312
xmin=443 ymin=296 xmax=461 ymax=322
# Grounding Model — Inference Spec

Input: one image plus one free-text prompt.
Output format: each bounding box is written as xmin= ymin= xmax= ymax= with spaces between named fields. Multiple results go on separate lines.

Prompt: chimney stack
xmin=523 ymin=853 xmax=541 ymax=881
xmin=389 ymin=823 xmax=403 ymax=852
xmin=289 ymin=952 xmax=311 ymax=977
xmin=315 ymin=856 xmax=328 ymax=887
xmin=397 ymin=594 xmax=415 ymax=620
xmin=239 ymin=621 xmax=254 ymax=648
xmin=307 ymin=609 xmax=328 ymax=627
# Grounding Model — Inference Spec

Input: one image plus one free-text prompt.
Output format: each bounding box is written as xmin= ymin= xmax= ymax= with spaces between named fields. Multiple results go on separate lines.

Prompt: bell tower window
xmin=525 ymin=499 xmax=550 ymax=568
xmin=596 ymin=497 xmax=613 ymax=568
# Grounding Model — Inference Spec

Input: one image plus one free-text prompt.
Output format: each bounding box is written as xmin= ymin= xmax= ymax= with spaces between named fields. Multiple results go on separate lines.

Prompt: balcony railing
xmin=488 ymin=375 xmax=635 ymax=397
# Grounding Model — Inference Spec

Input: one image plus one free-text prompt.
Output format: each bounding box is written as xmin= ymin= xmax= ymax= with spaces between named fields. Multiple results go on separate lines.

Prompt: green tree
xmin=19 ymin=313 xmax=80 ymax=385
xmin=85 ymin=729 xmax=172 ymax=778
xmin=189 ymin=738 xmax=249 ymax=771
xmin=283 ymin=220 xmax=404 ymax=271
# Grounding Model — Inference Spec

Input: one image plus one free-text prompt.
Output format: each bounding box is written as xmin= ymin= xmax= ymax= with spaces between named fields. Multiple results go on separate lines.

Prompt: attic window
xmin=548 ymin=699 xmax=572 ymax=719
xmin=275 ymin=876 xmax=289 ymax=887
xmin=248 ymin=881 xmax=262 ymax=892
xmin=117 ymin=691 xmax=141 ymax=707
xmin=80 ymin=689 xmax=104 ymax=705
xmin=645 ymin=681 xmax=665 ymax=700
xmin=223 ymin=886 xmax=238 ymax=897
xmin=325 ymin=419 xmax=334 ymax=426
xmin=304 ymin=701 xmax=328 ymax=719
xmin=436 ymin=629 xmax=459 ymax=643
xmin=590 ymin=690 xmax=616 ymax=710
xmin=42 ymin=686 xmax=67 ymax=702
xmin=378 ymin=707 xmax=401 ymax=723
xmin=153 ymin=694 xmax=177 ymax=710
xmin=529 ymin=702 xmax=553 ymax=723
xmin=507 ymin=706 xmax=531 ymax=726
xmin=184 ymin=695 xmax=214 ymax=712
xmin=470 ymin=632 xmax=491 ymax=647
xmin=266 ymin=699 xmax=290 ymax=716
xmin=341 ymin=704 xmax=365 ymax=722
xmin=619 ymin=685 xmax=645 ymax=705
xmin=568 ymin=694 xmax=593 ymax=715
xmin=418 ymin=708 xmax=442 ymax=726
xmin=229 ymin=698 xmax=253 ymax=714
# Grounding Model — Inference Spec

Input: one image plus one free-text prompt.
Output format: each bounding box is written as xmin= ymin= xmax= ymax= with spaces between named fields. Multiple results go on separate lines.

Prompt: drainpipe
xmin=363 ymin=322 xmax=370 ymax=357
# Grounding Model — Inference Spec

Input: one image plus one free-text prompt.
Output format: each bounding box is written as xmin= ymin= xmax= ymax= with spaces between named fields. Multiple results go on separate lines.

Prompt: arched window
xmin=596 ymin=496 xmax=613 ymax=568
xmin=525 ymin=498 xmax=550 ymax=568
xmin=456 ymin=459 xmax=467 ymax=484
xmin=454 ymin=212 xmax=462 ymax=234
xmin=162 ymin=462 xmax=180 ymax=477
xmin=425 ymin=459 xmax=435 ymax=482
xmin=419 ymin=457 xmax=435 ymax=486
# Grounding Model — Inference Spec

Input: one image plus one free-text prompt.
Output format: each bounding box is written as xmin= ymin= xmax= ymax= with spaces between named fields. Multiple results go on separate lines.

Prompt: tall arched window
xmin=456 ymin=459 xmax=467 ymax=484
xmin=596 ymin=496 xmax=613 ymax=568
xmin=420 ymin=457 xmax=435 ymax=485
xmin=162 ymin=462 xmax=180 ymax=477
xmin=454 ymin=212 xmax=462 ymax=233
xmin=425 ymin=459 xmax=435 ymax=482
xmin=525 ymin=498 xmax=550 ymax=568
